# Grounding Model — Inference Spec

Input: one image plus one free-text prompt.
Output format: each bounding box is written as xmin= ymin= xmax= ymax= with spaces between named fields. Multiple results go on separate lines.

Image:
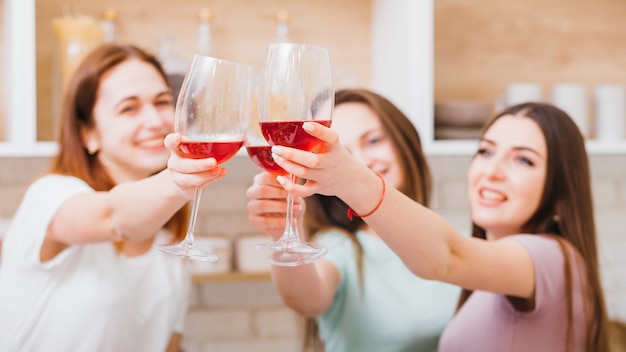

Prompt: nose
xmin=482 ymin=155 xmax=506 ymax=180
xmin=142 ymin=104 xmax=170 ymax=128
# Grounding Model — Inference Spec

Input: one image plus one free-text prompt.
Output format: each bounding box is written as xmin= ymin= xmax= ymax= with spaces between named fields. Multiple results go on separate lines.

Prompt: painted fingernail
xmin=276 ymin=175 xmax=286 ymax=185
xmin=302 ymin=122 xmax=314 ymax=131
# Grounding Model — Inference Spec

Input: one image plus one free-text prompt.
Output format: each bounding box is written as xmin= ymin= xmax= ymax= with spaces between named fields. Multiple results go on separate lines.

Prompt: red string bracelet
xmin=347 ymin=174 xmax=386 ymax=221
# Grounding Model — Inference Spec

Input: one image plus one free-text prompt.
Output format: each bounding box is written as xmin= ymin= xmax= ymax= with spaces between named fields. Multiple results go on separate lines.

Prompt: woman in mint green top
xmin=256 ymin=102 xmax=610 ymax=351
xmin=247 ymin=89 xmax=459 ymax=351
xmin=314 ymin=229 xmax=459 ymax=351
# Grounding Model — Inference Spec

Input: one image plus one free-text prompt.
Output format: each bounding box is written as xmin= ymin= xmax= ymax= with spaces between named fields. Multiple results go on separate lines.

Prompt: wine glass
xmin=255 ymin=43 xmax=334 ymax=266
xmin=246 ymin=122 xmax=288 ymax=177
xmin=159 ymin=54 xmax=254 ymax=261
xmin=245 ymin=84 xmax=288 ymax=177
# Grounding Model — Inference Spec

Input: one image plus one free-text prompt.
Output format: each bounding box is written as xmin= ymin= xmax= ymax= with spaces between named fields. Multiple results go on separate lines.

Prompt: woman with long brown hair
xmin=246 ymin=89 xmax=460 ymax=351
xmin=0 ymin=44 xmax=226 ymax=351
xmin=259 ymin=102 xmax=609 ymax=351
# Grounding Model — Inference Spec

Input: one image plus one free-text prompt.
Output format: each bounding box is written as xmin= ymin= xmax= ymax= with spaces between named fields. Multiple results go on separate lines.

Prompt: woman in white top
xmin=0 ymin=44 xmax=225 ymax=351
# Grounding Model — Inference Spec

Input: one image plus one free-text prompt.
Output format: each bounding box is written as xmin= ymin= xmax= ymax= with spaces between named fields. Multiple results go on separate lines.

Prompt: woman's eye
xmin=476 ymin=148 xmax=491 ymax=157
xmin=516 ymin=156 xmax=534 ymax=166
xmin=156 ymin=99 xmax=174 ymax=107
xmin=366 ymin=135 xmax=385 ymax=146
xmin=119 ymin=106 xmax=137 ymax=114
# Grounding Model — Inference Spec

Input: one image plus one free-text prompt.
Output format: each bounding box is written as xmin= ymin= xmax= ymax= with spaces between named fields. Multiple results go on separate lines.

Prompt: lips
xmin=137 ymin=137 xmax=165 ymax=148
xmin=480 ymin=188 xmax=507 ymax=201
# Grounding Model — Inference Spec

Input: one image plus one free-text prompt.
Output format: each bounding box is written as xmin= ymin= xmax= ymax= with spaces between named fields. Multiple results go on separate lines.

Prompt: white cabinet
xmin=369 ymin=0 xmax=626 ymax=156
xmin=1 ymin=0 xmax=58 ymax=156
xmin=6 ymin=0 xmax=431 ymax=157
xmin=2 ymin=0 xmax=625 ymax=156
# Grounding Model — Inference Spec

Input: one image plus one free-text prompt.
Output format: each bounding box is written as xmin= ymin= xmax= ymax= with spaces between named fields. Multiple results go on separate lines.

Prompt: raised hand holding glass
xmin=255 ymin=43 xmax=334 ymax=266
xmin=159 ymin=55 xmax=253 ymax=261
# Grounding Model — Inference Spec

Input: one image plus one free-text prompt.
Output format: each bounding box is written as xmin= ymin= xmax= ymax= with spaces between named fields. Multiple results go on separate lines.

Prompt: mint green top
xmin=316 ymin=229 xmax=460 ymax=352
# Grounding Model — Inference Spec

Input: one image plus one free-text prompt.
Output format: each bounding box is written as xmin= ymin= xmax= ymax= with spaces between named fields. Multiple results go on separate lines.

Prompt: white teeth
xmin=138 ymin=139 xmax=164 ymax=148
xmin=481 ymin=189 xmax=506 ymax=201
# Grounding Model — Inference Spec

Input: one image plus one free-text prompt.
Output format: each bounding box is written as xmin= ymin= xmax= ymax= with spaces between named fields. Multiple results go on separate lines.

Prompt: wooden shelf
xmin=192 ymin=271 xmax=271 ymax=283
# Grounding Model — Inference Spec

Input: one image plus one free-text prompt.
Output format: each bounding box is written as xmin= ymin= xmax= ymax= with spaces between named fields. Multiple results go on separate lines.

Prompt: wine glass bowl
xmin=254 ymin=43 xmax=334 ymax=266
xmin=245 ymin=135 xmax=288 ymax=177
xmin=159 ymin=54 xmax=253 ymax=261
xmin=245 ymin=103 xmax=288 ymax=177
xmin=259 ymin=120 xmax=332 ymax=151
xmin=179 ymin=141 xmax=244 ymax=163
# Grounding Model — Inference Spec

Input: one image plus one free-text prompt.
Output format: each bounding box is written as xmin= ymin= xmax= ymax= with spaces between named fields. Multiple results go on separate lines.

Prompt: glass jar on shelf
xmin=101 ymin=7 xmax=118 ymax=43
xmin=155 ymin=34 xmax=188 ymax=100
xmin=51 ymin=14 xmax=105 ymax=139
xmin=274 ymin=9 xmax=290 ymax=43
xmin=195 ymin=8 xmax=213 ymax=56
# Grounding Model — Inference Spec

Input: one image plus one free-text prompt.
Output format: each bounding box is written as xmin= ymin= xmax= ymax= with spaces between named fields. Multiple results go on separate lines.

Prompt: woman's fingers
xmin=165 ymin=132 xmax=218 ymax=173
xmin=247 ymin=172 xmax=289 ymax=199
xmin=303 ymin=121 xmax=339 ymax=145
xmin=253 ymin=172 xmax=285 ymax=189
xmin=165 ymin=132 xmax=228 ymax=193
xmin=267 ymin=122 xmax=362 ymax=199
xmin=245 ymin=170 xmax=306 ymax=239
xmin=247 ymin=198 xmax=288 ymax=215
xmin=163 ymin=132 xmax=181 ymax=150
xmin=246 ymin=197 xmax=289 ymax=240
xmin=247 ymin=214 xmax=285 ymax=239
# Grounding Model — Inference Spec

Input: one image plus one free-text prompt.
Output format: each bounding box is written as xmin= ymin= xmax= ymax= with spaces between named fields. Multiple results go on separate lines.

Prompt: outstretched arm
xmin=48 ymin=132 xmax=227 ymax=245
xmin=246 ymin=171 xmax=341 ymax=316
xmin=268 ymin=122 xmax=535 ymax=299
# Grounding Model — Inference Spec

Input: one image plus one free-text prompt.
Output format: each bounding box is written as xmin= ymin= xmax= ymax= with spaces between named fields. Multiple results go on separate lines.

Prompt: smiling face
xmin=467 ymin=115 xmax=548 ymax=240
xmin=81 ymin=59 xmax=175 ymax=183
xmin=330 ymin=102 xmax=403 ymax=189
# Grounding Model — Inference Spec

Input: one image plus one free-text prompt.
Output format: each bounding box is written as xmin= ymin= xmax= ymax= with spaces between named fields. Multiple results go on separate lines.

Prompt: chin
xmin=138 ymin=157 xmax=168 ymax=174
xmin=469 ymin=215 xmax=495 ymax=231
xmin=141 ymin=148 xmax=169 ymax=159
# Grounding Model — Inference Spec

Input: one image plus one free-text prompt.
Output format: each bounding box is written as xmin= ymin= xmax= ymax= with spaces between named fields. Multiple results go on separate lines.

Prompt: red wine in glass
xmin=260 ymin=120 xmax=332 ymax=151
xmin=246 ymin=145 xmax=288 ymax=176
xmin=158 ymin=54 xmax=253 ymax=262
xmin=180 ymin=141 xmax=244 ymax=163
xmin=255 ymin=119 xmax=333 ymax=262
xmin=255 ymin=43 xmax=334 ymax=267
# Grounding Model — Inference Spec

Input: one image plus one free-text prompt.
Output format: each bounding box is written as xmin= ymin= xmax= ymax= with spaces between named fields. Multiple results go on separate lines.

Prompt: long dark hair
xmin=458 ymin=102 xmax=608 ymax=352
xmin=50 ymin=43 xmax=188 ymax=244
xmin=302 ymin=88 xmax=432 ymax=351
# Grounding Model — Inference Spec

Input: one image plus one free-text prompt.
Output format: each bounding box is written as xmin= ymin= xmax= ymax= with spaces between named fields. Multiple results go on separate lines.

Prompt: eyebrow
xmin=358 ymin=127 xmax=385 ymax=142
xmin=479 ymin=137 xmax=545 ymax=158
xmin=113 ymin=96 xmax=138 ymax=108
xmin=113 ymin=91 xmax=172 ymax=110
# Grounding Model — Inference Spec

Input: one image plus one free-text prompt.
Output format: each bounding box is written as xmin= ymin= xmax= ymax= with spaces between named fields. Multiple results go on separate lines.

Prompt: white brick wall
xmin=183 ymin=281 xmax=301 ymax=351
xmin=0 ymin=154 xmax=624 ymax=350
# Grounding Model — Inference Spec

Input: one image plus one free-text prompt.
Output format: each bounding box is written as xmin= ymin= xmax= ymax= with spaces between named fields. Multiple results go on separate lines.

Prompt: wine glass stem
xmin=184 ymin=186 xmax=204 ymax=244
xmin=282 ymin=174 xmax=299 ymax=243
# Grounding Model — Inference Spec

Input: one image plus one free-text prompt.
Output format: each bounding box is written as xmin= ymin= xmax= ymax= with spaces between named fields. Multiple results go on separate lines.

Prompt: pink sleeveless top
xmin=439 ymin=235 xmax=591 ymax=352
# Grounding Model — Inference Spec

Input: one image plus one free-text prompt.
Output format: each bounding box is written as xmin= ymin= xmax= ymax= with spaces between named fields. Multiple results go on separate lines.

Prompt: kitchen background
xmin=1 ymin=0 xmax=625 ymax=351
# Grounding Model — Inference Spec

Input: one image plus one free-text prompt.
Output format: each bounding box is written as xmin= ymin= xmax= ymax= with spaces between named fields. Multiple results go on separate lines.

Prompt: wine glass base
xmin=269 ymin=245 xmax=328 ymax=267
xmin=158 ymin=243 xmax=218 ymax=262
xmin=256 ymin=240 xmax=325 ymax=253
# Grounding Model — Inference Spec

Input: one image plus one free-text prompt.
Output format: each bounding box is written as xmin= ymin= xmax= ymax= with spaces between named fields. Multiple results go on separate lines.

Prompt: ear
xmin=80 ymin=125 xmax=101 ymax=155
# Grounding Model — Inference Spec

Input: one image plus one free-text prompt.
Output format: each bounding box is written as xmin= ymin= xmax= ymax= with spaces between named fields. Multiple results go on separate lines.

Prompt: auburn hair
xmin=50 ymin=43 xmax=188 ymax=244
